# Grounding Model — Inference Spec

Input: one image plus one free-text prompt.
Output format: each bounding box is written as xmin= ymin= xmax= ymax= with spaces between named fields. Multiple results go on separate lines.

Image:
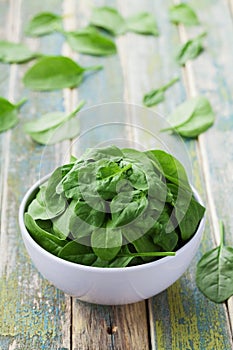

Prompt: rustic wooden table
xmin=1 ymin=0 xmax=233 ymax=349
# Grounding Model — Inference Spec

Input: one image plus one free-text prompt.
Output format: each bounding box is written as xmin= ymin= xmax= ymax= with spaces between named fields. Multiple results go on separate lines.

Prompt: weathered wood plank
xmin=73 ymin=301 xmax=149 ymax=350
xmin=67 ymin=1 xmax=150 ymax=349
xmin=179 ymin=0 xmax=233 ymax=341
xmin=0 ymin=0 xmax=72 ymax=348
xmin=117 ymin=0 xmax=233 ymax=348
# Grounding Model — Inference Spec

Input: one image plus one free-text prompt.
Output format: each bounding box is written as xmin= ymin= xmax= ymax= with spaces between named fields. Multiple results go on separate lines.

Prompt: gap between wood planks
xmin=174 ymin=0 xmax=233 ymax=342
xmin=0 ymin=0 xmax=22 ymax=277
xmin=62 ymin=1 xmax=79 ymax=349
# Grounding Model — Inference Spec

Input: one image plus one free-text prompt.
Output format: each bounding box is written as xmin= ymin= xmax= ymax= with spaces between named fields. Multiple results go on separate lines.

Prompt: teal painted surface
xmin=0 ymin=0 xmax=233 ymax=349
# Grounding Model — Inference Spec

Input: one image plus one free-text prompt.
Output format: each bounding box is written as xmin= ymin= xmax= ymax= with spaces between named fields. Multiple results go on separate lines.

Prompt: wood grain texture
xmin=117 ymin=0 xmax=233 ymax=349
xmin=0 ymin=0 xmax=233 ymax=349
xmin=180 ymin=0 xmax=233 ymax=342
xmin=67 ymin=1 xmax=150 ymax=349
xmin=0 ymin=0 xmax=71 ymax=349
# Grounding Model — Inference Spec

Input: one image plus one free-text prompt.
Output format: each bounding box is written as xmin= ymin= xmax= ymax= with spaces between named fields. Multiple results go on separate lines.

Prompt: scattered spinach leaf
xmin=162 ymin=96 xmax=215 ymax=138
xmin=23 ymin=56 xmax=102 ymax=91
xmin=25 ymin=12 xmax=63 ymax=37
xmin=126 ymin=12 xmax=159 ymax=36
xmin=169 ymin=4 xmax=199 ymax=26
xmin=143 ymin=77 xmax=179 ymax=107
xmin=176 ymin=32 xmax=207 ymax=66
xmin=196 ymin=221 xmax=233 ymax=303
xmin=66 ymin=28 xmax=117 ymax=56
xmin=0 ymin=40 xmax=40 ymax=63
xmin=0 ymin=97 xmax=26 ymax=133
xmin=90 ymin=6 xmax=127 ymax=36
xmin=24 ymin=100 xmax=85 ymax=145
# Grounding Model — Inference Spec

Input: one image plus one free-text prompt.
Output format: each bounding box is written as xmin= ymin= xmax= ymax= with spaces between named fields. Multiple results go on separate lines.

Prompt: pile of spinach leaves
xmin=24 ymin=145 xmax=205 ymax=268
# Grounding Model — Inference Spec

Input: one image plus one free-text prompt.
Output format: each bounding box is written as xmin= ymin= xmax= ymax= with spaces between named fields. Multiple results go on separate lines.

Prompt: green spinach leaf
xmin=163 ymin=96 xmax=215 ymax=138
xmin=58 ymin=241 xmax=97 ymax=265
xmin=91 ymin=224 xmax=122 ymax=261
xmin=24 ymin=100 xmax=85 ymax=144
xmin=90 ymin=6 xmax=127 ymax=36
xmin=0 ymin=40 xmax=40 ymax=63
xmin=24 ymin=213 xmax=66 ymax=256
xmin=168 ymin=183 xmax=205 ymax=240
xmin=25 ymin=146 xmax=205 ymax=268
xmin=44 ymin=166 xmax=67 ymax=218
xmin=23 ymin=56 xmax=102 ymax=91
xmin=169 ymin=4 xmax=199 ymax=26
xmin=176 ymin=32 xmax=207 ymax=66
xmin=143 ymin=77 xmax=179 ymax=107
xmin=66 ymin=28 xmax=117 ymax=56
xmin=126 ymin=12 xmax=159 ymax=36
xmin=25 ymin=12 xmax=63 ymax=37
xmin=0 ymin=97 xmax=26 ymax=133
xmin=196 ymin=222 xmax=233 ymax=303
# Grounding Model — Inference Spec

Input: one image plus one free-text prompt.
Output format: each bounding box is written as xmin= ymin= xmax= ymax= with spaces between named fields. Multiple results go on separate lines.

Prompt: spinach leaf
xmin=169 ymin=4 xmax=199 ymax=26
xmin=24 ymin=100 xmax=85 ymax=144
xmin=0 ymin=40 xmax=40 ymax=63
xmin=25 ymin=146 xmax=205 ymax=268
xmin=91 ymin=224 xmax=122 ymax=261
xmin=58 ymin=241 xmax=97 ymax=265
xmin=196 ymin=222 xmax=233 ymax=303
xmin=25 ymin=12 xmax=63 ymax=37
xmin=52 ymin=200 xmax=77 ymax=239
xmin=27 ymin=118 xmax=80 ymax=145
xmin=111 ymin=191 xmax=148 ymax=227
xmin=24 ymin=213 xmax=66 ymax=256
xmin=163 ymin=96 xmax=215 ymax=138
xmin=27 ymin=187 xmax=49 ymax=220
xmin=0 ymin=97 xmax=26 ymax=133
xmin=126 ymin=12 xmax=159 ymax=36
xmin=90 ymin=6 xmax=127 ymax=36
xmin=176 ymin=32 xmax=207 ymax=66
xmin=23 ymin=56 xmax=103 ymax=91
xmin=95 ymin=160 xmax=132 ymax=200
xmin=145 ymin=149 xmax=191 ymax=190
xmin=24 ymin=101 xmax=84 ymax=133
xmin=44 ymin=166 xmax=67 ymax=218
xmin=66 ymin=29 xmax=117 ymax=56
xmin=168 ymin=183 xmax=205 ymax=240
xmin=69 ymin=198 xmax=106 ymax=239
xmin=82 ymin=145 xmax=124 ymax=162
xmin=143 ymin=77 xmax=179 ymax=107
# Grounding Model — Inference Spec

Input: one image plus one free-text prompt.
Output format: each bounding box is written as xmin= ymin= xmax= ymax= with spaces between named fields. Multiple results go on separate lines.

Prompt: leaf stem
xmin=15 ymin=98 xmax=27 ymax=108
xmin=119 ymin=251 xmax=176 ymax=257
xmin=162 ymin=77 xmax=179 ymax=90
xmin=219 ymin=220 xmax=224 ymax=246
xmin=68 ymin=100 xmax=86 ymax=119
xmin=85 ymin=65 xmax=103 ymax=72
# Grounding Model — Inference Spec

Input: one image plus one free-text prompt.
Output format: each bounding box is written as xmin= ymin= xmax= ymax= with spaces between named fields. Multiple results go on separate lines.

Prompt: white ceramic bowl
xmin=19 ymin=175 xmax=205 ymax=305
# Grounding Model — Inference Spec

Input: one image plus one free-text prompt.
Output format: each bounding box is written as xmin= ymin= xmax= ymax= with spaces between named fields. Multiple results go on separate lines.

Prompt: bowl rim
xmin=19 ymin=173 xmax=205 ymax=274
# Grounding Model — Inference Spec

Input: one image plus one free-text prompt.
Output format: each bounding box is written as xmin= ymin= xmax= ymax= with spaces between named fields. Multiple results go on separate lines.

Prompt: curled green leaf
xmin=162 ymin=96 xmax=215 ymax=138
xmin=0 ymin=97 xmax=26 ymax=133
xmin=196 ymin=221 xmax=233 ymax=303
xmin=143 ymin=77 xmax=179 ymax=107
xmin=0 ymin=40 xmax=40 ymax=63
xmin=90 ymin=6 xmax=127 ymax=36
xmin=169 ymin=4 xmax=200 ymax=26
xmin=23 ymin=56 xmax=103 ymax=91
xmin=176 ymin=32 xmax=207 ymax=66
xmin=25 ymin=12 xmax=63 ymax=37
xmin=66 ymin=28 xmax=117 ymax=56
